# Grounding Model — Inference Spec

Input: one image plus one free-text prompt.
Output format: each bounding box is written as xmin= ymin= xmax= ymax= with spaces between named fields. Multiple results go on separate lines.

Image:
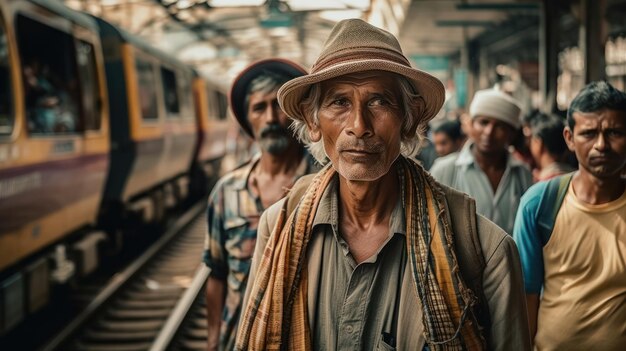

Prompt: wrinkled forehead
xmin=573 ymin=109 xmax=626 ymax=127
xmin=248 ymin=88 xmax=279 ymax=103
xmin=320 ymin=71 xmax=401 ymax=93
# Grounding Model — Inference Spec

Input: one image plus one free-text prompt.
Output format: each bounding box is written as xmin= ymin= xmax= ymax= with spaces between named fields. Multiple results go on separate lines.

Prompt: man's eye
xmin=332 ymin=98 xmax=348 ymax=106
xmin=252 ymin=104 xmax=265 ymax=112
xmin=369 ymin=98 xmax=388 ymax=107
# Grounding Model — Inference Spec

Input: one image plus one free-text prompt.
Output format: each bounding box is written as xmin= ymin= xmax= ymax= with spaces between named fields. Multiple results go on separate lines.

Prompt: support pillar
xmin=539 ymin=0 xmax=560 ymax=113
xmin=579 ymin=0 xmax=607 ymax=83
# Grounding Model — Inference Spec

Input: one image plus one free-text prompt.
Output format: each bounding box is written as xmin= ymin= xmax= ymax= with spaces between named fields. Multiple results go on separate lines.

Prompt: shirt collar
xmin=455 ymin=141 xmax=526 ymax=170
xmin=312 ymin=170 xmax=407 ymax=238
xmin=232 ymin=151 xmax=315 ymax=192
xmin=232 ymin=153 xmax=261 ymax=191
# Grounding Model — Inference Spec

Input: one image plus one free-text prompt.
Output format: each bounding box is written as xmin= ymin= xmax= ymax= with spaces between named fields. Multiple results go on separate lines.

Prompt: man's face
xmin=564 ymin=109 xmax=626 ymax=179
xmin=471 ymin=116 xmax=515 ymax=155
xmin=433 ymin=132 xmax=461 ymax=157
xmin=529 ymin=136 xmax=543 ymax=164
xmin=310 ymin=71 xmax=404 ymax=182
xmin=247 ymin=88 xmax=294 ymax=155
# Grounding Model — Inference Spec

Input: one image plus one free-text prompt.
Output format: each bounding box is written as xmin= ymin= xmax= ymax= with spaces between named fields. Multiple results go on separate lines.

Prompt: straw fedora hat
xmin=278 ymin=18 xmax=445 ymax=124
xmin=229 ymin=58 xmax=307 ymax=138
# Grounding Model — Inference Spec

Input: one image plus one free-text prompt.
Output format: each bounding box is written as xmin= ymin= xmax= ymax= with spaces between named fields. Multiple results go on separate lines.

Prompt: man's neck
xmin=572 ymin=169 xmax=626 ymax=205
xmin=471 ymin=146 xmax=507 ymax=171
xmin=256 ymin=144 xmax=304 ymax=177
xmin=338 ymin=167 xmax=399 ymax=231
xmin=538 ymin=152 xmax=559 ymax=170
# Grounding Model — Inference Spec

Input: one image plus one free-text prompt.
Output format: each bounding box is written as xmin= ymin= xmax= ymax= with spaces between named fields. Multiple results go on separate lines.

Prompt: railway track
xmin=41 ymin=203 xmax=210 ymax=351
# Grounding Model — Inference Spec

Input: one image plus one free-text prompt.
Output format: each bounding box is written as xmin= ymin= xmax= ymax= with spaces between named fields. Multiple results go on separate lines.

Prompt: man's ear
xmin=406 ymin=97 xmax=426 ymax=136
xmin=308 ymin=126 xmax=321 ymax=142
xmin=564 ymin=126 xmax=575 ymax=152
xmin=302 ymin=112 xmax=322 ymax=142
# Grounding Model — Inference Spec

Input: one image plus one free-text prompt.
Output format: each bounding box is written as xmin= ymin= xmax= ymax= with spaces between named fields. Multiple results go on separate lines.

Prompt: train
xmin=0 ymin=0 xmax=245 ymax=334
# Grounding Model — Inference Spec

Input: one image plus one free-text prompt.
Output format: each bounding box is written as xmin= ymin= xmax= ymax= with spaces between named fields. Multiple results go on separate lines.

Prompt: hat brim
xmin=278 ymin=59 xmax=445 ymax=124
xmin=229 ymin=58 xmax=307 ymax=138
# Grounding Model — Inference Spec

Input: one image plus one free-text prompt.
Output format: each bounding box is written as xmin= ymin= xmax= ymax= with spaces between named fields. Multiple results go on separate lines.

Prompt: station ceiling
xmin=63 ymin=0 xmax=541 ymax=87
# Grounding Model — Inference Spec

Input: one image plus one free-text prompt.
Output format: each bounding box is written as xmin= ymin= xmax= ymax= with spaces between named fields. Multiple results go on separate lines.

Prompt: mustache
xmin=337 ymin=139 xmax=384 ymax=153
xmin=260 ymin=124 xmax=290 ymax=138
xmin=589 ymin=151 xmax=614 ymax=159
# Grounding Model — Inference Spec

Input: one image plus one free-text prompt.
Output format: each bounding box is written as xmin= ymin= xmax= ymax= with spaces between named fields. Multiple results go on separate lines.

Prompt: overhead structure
xmin=63 ymin=0 xmax=542 ymax=84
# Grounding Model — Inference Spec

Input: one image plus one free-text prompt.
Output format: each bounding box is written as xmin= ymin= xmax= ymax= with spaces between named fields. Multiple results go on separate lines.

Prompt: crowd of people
xmin=202 ymin=18 xmax=626 ymax=351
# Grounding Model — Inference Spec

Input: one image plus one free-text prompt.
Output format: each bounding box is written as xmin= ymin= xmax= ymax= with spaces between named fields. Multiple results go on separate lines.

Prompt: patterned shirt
xmin=203 ymin=152 xmax=318 ymax=351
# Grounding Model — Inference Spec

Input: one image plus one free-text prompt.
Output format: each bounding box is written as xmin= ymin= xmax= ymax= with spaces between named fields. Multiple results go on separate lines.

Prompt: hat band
xmin=311 ymin=48 xmax=411 ymax=73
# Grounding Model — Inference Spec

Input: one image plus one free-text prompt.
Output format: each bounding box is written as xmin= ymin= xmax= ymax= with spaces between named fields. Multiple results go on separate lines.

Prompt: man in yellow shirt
xmin=513 ymin=81 xmax=626 ymax=350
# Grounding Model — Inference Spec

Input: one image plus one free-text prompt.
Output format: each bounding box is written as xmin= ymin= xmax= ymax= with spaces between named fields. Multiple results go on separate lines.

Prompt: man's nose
xmin=483 ymin=123 xmax=494 ymax=136
xmin=594 ymin=132 xmax=609 ymax=151
xmin=264 ymin=100 xmax=281 ymax=123
xmin=345 ymin=104 xmax=373 ymax=138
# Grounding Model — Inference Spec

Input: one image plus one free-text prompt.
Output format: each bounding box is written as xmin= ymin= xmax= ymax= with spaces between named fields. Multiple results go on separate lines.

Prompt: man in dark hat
xmin=237 ymin=19 xmax=529 ymax=351
xmin=203 ymin=58 xmax=318 ymax=351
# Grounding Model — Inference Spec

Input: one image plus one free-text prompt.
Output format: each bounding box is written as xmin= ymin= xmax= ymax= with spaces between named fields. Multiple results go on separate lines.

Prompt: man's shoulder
xmin=519 ymin=180 xmax=549 ymax=212
xmin=431 ymin=151 xmax=460 ymax=171
xmin=438 ymin=182 xmax=513 ymax=262
xmin=475 ymin=214 xmax=513 ymax=262
xmin=430 ymin=152 xmax=461 ymax=185
xmin=214 ymin=160 xmax=254 ymax=190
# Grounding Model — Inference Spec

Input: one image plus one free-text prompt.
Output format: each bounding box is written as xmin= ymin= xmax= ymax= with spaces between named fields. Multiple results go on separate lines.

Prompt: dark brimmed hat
xmin=278 ymin=19 xmax=445 ymax=124
xmin=229 ymin=58 xmax=307 ymax=138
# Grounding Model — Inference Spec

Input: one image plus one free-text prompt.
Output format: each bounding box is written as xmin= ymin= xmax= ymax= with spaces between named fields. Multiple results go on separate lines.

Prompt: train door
xmin=0 ymin=2 xmax=109 ymax=334
xmin=6 ymin=8 xmax=109 ymax=249
xmin=121 ymin=48 xmax=165 ymax=200
xmin=158 ymin=66 xmax=196 ymax=182
xmin=0 ymin=3 xmax=24 ymax=334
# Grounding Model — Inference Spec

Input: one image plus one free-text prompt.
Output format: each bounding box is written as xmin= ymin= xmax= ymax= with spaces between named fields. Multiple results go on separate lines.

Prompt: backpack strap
xmin=441 ymin=186 xmax=491 ymax=336
xmin=536 ymin=172 xmax=574 ymax=245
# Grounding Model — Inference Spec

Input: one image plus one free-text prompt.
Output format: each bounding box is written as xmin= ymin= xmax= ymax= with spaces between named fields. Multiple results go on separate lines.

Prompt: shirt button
xmin=345 ymin=325 xmax=353 ymax=334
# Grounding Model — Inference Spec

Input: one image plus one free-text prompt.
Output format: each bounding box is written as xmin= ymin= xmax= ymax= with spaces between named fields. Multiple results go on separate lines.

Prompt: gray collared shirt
xmin=430 ymin=142 xmax=533 ymax=235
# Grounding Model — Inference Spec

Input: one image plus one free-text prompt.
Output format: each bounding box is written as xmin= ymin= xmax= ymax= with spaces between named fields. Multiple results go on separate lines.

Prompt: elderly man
xmin=236 ymin=19 xmax=529 ymax=351
xmin=431 ymin=89 xmax=533 ymax=235
xmin=514 ymin=81 xmax=626 ymax=350
xmin=203 ymin=58 xmax=318 ymax=351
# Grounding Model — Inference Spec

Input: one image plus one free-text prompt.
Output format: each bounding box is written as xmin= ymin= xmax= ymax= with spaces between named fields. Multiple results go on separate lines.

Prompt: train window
xmin=178 ymin=72 xmax=193 ymax=119
xmin=76 ymin=41 xmax=101 ymax=131
xmin=0 ymin=20 xmax=12 ymax=136
xmin=16 ymin=15 xmax=81 ymax=135
xmin=205 ymin=87 xmax=217 ymax=121
xmin=135 ymin=57 xmax=158 ymax=121
xmin=161 ymin=67 xmax=180 ymax=117
xmin=216 ymin=91 xmax=228 ymax=120
xmin=205 ymin=88 xmax=227 ymax=121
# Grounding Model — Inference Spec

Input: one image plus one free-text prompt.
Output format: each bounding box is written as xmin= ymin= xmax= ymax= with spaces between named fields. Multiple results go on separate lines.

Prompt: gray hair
xmin=290 ymin=75 xmax=427 ymax=164
xmin=244 ymin=70 xmax=292 ymax=119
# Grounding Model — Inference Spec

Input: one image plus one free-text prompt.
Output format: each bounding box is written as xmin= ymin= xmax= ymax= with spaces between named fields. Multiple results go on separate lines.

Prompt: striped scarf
xmin=235 ymin=157 xmax=486 ymax=350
